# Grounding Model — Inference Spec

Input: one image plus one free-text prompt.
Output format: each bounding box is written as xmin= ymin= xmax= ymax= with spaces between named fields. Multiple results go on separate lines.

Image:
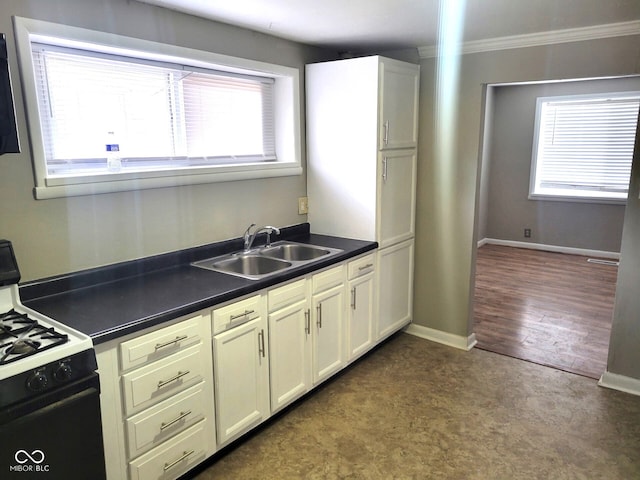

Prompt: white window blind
xmin=31 ymin=44 xmax=276 ymax=178
xmin=530 ymin=93 xmax=640 ymax=202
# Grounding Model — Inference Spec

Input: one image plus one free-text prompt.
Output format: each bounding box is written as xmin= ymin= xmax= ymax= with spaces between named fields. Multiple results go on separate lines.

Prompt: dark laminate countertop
xmin=19 ymin=224 xmax=377 ymax=345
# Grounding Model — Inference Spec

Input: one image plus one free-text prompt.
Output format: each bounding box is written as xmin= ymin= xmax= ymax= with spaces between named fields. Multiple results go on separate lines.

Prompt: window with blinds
xmin=529 ymin=93 xmax=640 ymax=202
xmin=31 ymin=44 xmax=276 ymax=178
xmin=13 ymin=16 xmax=301 ymax=199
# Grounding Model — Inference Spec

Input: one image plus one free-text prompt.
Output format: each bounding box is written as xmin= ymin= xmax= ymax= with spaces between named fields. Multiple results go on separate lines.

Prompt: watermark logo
xmin=9 ymin=450 xmax=50 ymax=473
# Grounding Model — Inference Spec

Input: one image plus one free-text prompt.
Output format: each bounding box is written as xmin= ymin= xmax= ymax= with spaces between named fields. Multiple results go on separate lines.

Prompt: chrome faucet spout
xmin=243 ymin=224 xmax=281 ymax=252
xmin=243 ymin=223 xmax=257 ymax=251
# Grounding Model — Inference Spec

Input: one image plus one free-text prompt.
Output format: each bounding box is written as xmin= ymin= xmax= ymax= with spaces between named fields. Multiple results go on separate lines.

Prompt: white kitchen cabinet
xmin=307 ymin=55 xmax=418 ymax=340
xmin=377 ymin=239 xmax=414 ymax=340
xmin=212 ymin=295 xmax=270 ymax=447
xmin=312 ymin=283 xmax=345 ymax=383
xmin=378 ymin=149 xmax=417 ymax=248
xmin=347 ymin=254 xmax=376 ymax=360
xmin=96 ymin=313 xmax=216 ymax=480
xmin=267 ymin=265 xmax=346 ymax=411
xmin=267 ymin=279 xmax=312 ymax=413
xmin=379 ymin=59 xmax=420 ymax=150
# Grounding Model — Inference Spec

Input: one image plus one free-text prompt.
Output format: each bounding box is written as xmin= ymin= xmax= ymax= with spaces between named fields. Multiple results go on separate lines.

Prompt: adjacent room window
xmin=529 ymin=92 xmax=640 ymax=203
xmin=13 ymin=17 xmax=301 ymax=199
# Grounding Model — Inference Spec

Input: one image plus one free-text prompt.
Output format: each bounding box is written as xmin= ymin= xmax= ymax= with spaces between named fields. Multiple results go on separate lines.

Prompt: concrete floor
xmin=190 ymin=333 xmax=640 ymax=479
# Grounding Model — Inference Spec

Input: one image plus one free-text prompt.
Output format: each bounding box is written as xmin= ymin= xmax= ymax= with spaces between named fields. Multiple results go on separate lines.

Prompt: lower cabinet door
xmin=129 ymin=420 xmax=208 ymax=480
xmin=377 ymin=239 xmax=414 ymax=339
xmin=348 ymin=271 xmax=375 ymax=360
xmin=312 ymin=284 xmax=345 ymax=384
xmin=268 ymin=298 xmax=312 ymax=412
xmin=213 ymin=316 xmax=270 ymax=446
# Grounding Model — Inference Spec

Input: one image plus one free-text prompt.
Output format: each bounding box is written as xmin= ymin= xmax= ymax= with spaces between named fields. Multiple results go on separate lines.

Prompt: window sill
xmin=34 ymin=162 xmax=302 ymax=199
xmin=528 ymin=191 xmax=627 ymax=205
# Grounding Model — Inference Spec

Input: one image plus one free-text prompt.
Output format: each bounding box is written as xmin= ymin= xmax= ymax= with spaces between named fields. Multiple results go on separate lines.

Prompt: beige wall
xmin=0 ymin=0 xmax=336 ymax=281
xmin=413 ymin=35 xmax=640 ymax=342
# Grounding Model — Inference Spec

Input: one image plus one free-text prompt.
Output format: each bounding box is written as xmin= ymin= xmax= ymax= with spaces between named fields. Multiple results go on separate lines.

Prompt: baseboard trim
xmin=477 ymin=238 xmax=620 ymax=260
xmin=405 ymin=323 xmax=477 ymax=351
xmin=598 ymin=371 xmax=640 ymax=397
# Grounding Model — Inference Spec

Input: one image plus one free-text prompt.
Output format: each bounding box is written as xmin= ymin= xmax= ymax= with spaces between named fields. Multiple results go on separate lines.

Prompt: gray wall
xmin=0 ymin=0 xmax=337 ymax=281
xmin=413 ymin=34 xmax=640 ymax=350
xmin=607 ymin=123 xmax=640 ymax=378
xmin=482 ymin=77 xmax=639 ymax=252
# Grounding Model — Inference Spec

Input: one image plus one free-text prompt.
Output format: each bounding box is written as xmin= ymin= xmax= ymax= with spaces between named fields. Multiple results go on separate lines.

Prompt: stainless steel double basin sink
xmin=191 ymin=241 xmax=343 ymax=280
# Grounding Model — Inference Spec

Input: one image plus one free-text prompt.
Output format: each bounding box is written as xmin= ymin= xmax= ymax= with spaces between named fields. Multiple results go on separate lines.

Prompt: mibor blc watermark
xmin=10 ymin=449 xmax=50 ymax=473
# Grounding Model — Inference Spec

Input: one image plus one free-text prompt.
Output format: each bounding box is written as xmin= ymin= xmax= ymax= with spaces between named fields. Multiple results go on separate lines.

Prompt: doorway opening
xmin=473 ymin=75 xmax=640 ymax=379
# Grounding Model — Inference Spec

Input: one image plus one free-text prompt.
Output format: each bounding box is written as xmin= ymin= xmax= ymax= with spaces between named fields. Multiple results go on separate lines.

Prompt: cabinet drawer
xmin=347 ymin=253 xmax=376 ymax=280
xmin=213 ymin=294 xmax=263 ymax=334
xmin=125 ymin=382 xmax=208 ymax=459
xmin=122 ymin=344 xmax=205 ymax=416
xmin=129 ymin=420 xmax=208 ymax=480
xmin=268 ymin=279 xmax=307 ymax=312
xmin=120 ymin=315 xmax=204 ymax=372
xmin=311 ymin=265 xmax=344 ymax=294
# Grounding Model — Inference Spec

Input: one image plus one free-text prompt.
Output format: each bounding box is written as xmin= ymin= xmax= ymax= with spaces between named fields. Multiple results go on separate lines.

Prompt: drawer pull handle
xmin=155 ymin=335 xmax=188 ymax=350
xmin=229 ymin=309 xmax=255 ymax=322
xmin=157 ymin=370 xmax=190 ymax=389
xmin=358 ymin=263 xmax=374 ymax=271
xmin=163 ymin=450 xmax=195 ymax=471
xmin=160 ymin=410 xmax=192 ymax=431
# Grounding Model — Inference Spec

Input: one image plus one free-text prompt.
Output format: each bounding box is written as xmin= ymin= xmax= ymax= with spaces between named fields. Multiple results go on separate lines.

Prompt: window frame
xmin=13 ymin=16 xmax=302 ymax=199
xmin=529 ymin=91 xmax=639 ymax=205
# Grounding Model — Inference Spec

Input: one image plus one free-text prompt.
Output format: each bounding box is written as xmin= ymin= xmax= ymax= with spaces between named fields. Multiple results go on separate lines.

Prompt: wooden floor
xmin=473 ymin=244 xmax=618 ymax=379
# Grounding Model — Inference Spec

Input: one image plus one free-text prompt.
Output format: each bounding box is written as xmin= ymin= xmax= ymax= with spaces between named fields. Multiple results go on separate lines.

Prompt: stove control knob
xmin=27 ymin=369 xmax=49 ymax=391
xmin=53 ymin=362 xmax=73 ymax=382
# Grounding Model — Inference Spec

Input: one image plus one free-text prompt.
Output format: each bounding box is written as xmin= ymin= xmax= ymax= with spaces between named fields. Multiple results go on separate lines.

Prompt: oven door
xmin=0 ymin=373 xmax=106 ymax=479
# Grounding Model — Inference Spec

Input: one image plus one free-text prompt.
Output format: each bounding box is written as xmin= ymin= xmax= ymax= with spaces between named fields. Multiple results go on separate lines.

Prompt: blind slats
xmin=32 ymin=45 xmax=276 ymax=177
xmin=533 ymin=94 xmax=639 ymax=197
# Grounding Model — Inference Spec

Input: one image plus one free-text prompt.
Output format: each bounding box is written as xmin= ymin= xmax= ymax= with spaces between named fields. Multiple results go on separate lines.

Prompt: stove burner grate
xmin=0 ymin=309 xmax=69 ymax=365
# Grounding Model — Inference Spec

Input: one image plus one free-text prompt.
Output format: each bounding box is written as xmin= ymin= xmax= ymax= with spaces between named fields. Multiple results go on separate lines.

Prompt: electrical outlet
xmin=524 ymin=228 xmax=531 ymax=238
xmin=298 ymin=196 xmax=308 ymax=215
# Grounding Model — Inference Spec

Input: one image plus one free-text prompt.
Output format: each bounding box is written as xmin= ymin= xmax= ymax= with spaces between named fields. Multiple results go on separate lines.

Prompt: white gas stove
xmin=0 ymin=283 xmax=93 ymax=381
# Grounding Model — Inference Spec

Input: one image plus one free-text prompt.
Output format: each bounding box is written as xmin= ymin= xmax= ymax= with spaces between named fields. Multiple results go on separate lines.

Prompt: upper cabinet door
xmin=377 ymin=149 xmax=417 ymax=248
xmin=378 ymin=59 xmax=420 ymax=150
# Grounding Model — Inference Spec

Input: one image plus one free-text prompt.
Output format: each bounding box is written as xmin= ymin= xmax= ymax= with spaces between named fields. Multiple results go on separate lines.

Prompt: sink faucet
xmin=243 ymin=224 xmax=281 ymax=251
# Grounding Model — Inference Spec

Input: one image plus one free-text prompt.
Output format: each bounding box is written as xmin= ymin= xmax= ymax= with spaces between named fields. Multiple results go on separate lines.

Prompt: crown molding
xmin=418 ymin=20 xmax=640 ymax=58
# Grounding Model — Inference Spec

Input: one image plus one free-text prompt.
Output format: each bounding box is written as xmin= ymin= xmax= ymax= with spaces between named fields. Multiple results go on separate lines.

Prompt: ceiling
xmin=136 ymin=0 xmax=640 ymax=54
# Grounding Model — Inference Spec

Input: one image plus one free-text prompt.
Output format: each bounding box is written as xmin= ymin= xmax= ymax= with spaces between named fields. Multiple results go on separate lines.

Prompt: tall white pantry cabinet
xmin=306 ymin=55 xmax=419 ymax=340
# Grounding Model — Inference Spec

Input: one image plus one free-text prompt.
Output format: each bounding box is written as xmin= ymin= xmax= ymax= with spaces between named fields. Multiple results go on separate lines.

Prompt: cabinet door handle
xmin=230 ymin=309 xmax=255 ymax=322
xmin=164 ymin=450 xmax=195 ymax=471
xmin=351 ymin=287 xmax=357 ymax=310
xmin=382 ymin=157 xmax=388 ymax=182
xmin=258 ymin=329 xmax=266 ymax=358
xmin=305 ymin=309 xmax=311 ymax=335
xmin=383 ymin=120 xmax=389 ymax=145
xmin=155 ymin=335 xmax=188 ymax=350
xmin=160 ymin=410 xmax=192 ymax=431
xmin=157 ymin=370 xmax=190 ymax=389
xmin=316 ymin=303 xmax=322 ymax=328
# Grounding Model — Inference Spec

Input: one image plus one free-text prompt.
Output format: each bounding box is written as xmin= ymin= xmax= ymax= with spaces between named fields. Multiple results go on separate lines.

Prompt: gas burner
xmin=9 ymin=339 xmax=40 ymax=355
